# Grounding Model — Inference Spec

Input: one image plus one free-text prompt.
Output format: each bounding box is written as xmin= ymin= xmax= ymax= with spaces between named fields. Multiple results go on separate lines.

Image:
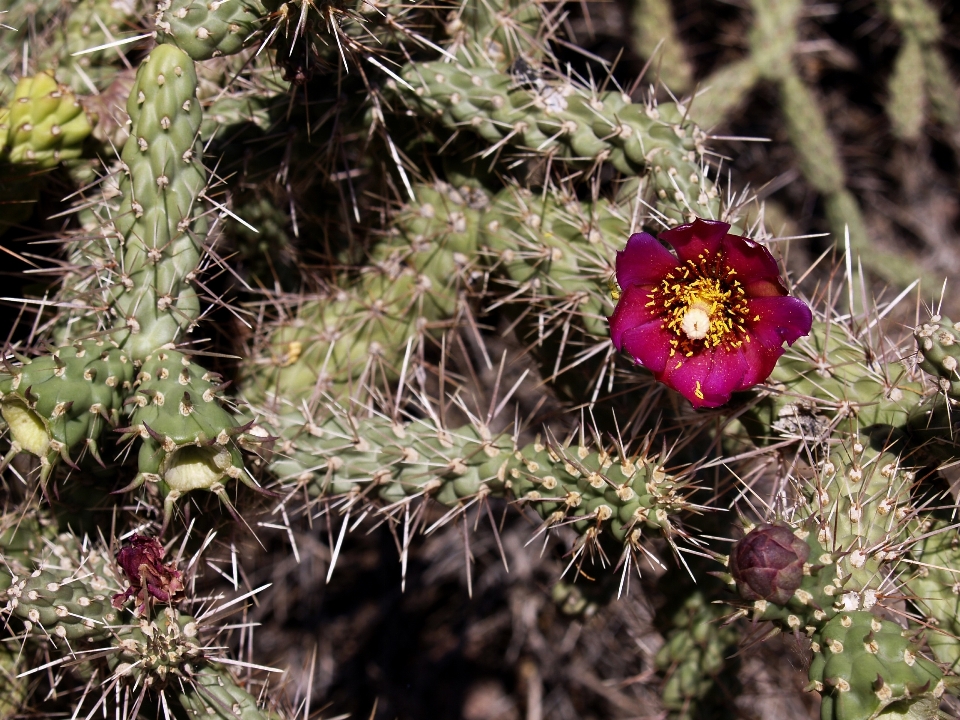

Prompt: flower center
xmin=649 ymin=254 xmax=750 ymax=356
xmin=680 ymin=301 xmax=712 ymax=340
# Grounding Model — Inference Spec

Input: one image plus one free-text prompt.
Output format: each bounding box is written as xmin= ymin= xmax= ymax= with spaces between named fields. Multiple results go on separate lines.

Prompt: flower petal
xmin=738 ymin=334 xmax=783 ymax=388
xmin=745 ymin=296 xmax=813 ymax=348
xmin=621 ymin=319 xmax=673 ymax=374
xmin=608 ymin=285 xmax=660 ymax=350
xmin=660 ymin=218 xmax=730 ymax=264
xmin=615 ymin=232 xmax=680 ymax=287
xmin=657 ymin=348 xmax=746 ymax=408
xmin=719 ymin=233 xmax=788 ymax=290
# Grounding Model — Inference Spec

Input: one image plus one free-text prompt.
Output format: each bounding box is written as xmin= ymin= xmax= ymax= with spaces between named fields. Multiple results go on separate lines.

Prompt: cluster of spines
xmin=261 ymin=407 xmax=691 ymax=558
xmin=121 ymin=348 xmax=261 ymax=529
xmin=0 ymin=529 xmax=276 ymax=720
xmin=391 ymin=61 xmax=719 ymax=224
xmin=0 ymin=339 xmax=134 ymax=485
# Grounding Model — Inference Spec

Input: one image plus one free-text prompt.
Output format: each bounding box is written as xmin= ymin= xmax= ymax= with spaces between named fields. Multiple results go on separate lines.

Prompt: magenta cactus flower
xmin=111 ymin=535 xmax=184 ymax=614
xmin=608 ymin=218 xmax=812 ymax=408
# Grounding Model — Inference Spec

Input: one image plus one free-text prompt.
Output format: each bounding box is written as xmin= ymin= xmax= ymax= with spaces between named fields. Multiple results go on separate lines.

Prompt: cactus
xmin=391 ymin=62 xmax=720 ymax=224
xmin=156 ymin=0 xmax=267 ymax=61
xmin=0 ymin=339 xmax=134 ymax=486
xmin=107 ymin=44 xmax=207 ymax=358
xmin=121 ymin=348 xmax=263 ymax=529
xmin=4 ymin=0 xmax=960 ymax=717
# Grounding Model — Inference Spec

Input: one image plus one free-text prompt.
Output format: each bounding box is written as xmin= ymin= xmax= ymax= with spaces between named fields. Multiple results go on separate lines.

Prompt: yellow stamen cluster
xmin=646 ymin=252 xmax=751 ymax=358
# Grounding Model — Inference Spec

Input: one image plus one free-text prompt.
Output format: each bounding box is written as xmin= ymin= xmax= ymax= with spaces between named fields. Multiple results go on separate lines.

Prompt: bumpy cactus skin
xmin=6 ymin=0 xmax=960 ymax=716
xmin=6 ymin=72 xmax=92 ymax=167
xmin=915 ymin=315 xmax=960 ymax=396
xmin=156 ymin=0 xmax=267 ymax=60
xmin=0 ymin=340 xmax=134 ymax=483
xmin=809 ymin=612 xmax=944 ymax=720
xmin=2 ymin=531 xmax=275 ymax=720
xmin=262 ymin=408 xmax=689 ymax=551
xmin=655 ymin=590 xmax=738 ymax=720
xmin=123 ymin=348 xmax=259 ymax=528
xmin=392 ymin=63 xmax=719 ymax=224
xmin=110 ymin=44 xmax=207 ymax=359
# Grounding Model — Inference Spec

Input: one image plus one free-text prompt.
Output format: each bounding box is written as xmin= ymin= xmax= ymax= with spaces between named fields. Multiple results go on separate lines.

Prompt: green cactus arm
xmin=655 ymin=589 xmax=739 ymax=720
xmin=156 ymin=0 xmax=267 ymax=61
xmin=178 ymin=665 xmax=278 ymax=720
xmin=244 ymin=182 xmax=482 ymax=408
xmin=3 ymin=532 xmax=277 ymax=718
xmin=120 ymin=348 xmax=261 ymax=530
xmin=809 ymin=611 xmax=944 ymax=720
xmin=6 ymin=72 xmax=93 ymax=167
xmin=258 ymin=406 xmax=693 ymax=559
xmin=903 ymin=520 xmax=960 ymax=673
xmin=886 ymin=34 xmax=927 ymax=142
xmin=0 ymin=339 xmax=135 ymax=486
xmin=390 ymin=61 xmax=720 ymax=225
xmin=109 ymin=44 xmax=208 ymax=359
xmin=630 ymin=0 xmax=693 ymax=94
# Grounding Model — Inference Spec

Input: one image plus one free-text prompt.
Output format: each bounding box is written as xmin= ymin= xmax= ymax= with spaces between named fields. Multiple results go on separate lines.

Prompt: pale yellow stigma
xmin=680 ymin=301 xmax=712 ymax=340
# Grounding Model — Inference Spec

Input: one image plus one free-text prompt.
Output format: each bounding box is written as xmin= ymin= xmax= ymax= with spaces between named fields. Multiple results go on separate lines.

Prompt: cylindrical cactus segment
xmin=444 ymin=0 xmax=544 ymax=68
xmin=261 ymin=407 xmax=690 ymax=550
xmin=915 ymin=315 xmax=960 ymax=396
xmin=391 ymin=61 xmax=719 ymax=224
xmin=110 ymin=44 xmax=207 ymax=359
xmin=4 ymin=532 xmax=273 ymax=716
xmin=904 ymin=520 xmax=960 ymax=673
xmin=765 ymin=319 xmax=924 ymax=437
xmin=809 ymin=612 xmax=944 ymax=720
xmin=177 ymin=665 xmax=277 ymax=720
xmin=0 ymin=339 xmax=135 ymax=485
xmin=5 ymin=72 xmax=93 ymax=167
xmin=5 ymin=536 xmax=122 ymax=643
xmin=155 ymin=0 xmax=267 ymax=61
xmin=245 ymin=182 xmax=482 ymax=407
xmin=121 ymin=348 xmax=260 ymax=529
xmin=655 ymin=590 xmax=739 ymax=720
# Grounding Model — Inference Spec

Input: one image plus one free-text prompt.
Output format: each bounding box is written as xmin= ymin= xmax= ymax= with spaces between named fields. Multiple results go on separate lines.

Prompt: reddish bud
xmin=111 ymin=535 xmax=184 ymax=614
xmin=729 ymin=523 xmax=809 ymax=605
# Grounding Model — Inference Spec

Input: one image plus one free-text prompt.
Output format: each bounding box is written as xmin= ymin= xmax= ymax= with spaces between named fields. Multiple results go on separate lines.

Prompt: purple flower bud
xmin=111 ymin=535 xmax=184 ymax=614
xmin=729 ymin=524 xmax=809 ymax=605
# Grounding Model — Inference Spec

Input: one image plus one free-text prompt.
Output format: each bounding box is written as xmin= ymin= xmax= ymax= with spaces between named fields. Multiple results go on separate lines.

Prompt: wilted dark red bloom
xmin=729 ymin=523 xmax=809 ymax=605
xmin=111 ymin=535 xmax=183 ymax=614
xmin=608 ymin=219 xmax=812 ymax=408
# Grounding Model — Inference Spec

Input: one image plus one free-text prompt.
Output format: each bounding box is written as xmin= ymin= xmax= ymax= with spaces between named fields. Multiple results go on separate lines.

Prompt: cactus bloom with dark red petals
xmin=111 ymin=535 xmax=184 ymax=613
xmin=608 ymin=218 xmax=812 ymax=407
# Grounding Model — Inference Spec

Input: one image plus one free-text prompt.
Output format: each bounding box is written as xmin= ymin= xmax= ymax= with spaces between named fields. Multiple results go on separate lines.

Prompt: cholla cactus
xmin=2 ymin=0 xmax=960 ymax=717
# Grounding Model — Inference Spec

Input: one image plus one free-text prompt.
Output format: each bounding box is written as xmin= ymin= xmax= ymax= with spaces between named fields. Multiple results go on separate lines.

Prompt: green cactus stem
xmin=655 ymin=588 xmax=739 ymax=720
xmin=915 ymin=315 xmax=960 ymax=397
xmin=390 ymin=61 xmax=720 ymax=224
xmin=244 ymin=182 xmax=482 ymax=408
xmin=120 ymin=348 xmax=265 ymax=530
xmin=903 ymin=519 xmax=960 ymax=673
xmin=808 ymin=611 xmax=944 ymax=720
xmin=0 ymin=339 xmax=135 ymax=487
xmin=109 ymin=44 xmax=208 ymax=359
xmin=2 ymin=531 xmax=275 ymax=719
xmin=5 ymin=72 xmax=92 ymax=167
xmin=259 ymin=407 xmax=693 ymax=565
xmin=155 ymin=0 xmax=267 ymax=61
